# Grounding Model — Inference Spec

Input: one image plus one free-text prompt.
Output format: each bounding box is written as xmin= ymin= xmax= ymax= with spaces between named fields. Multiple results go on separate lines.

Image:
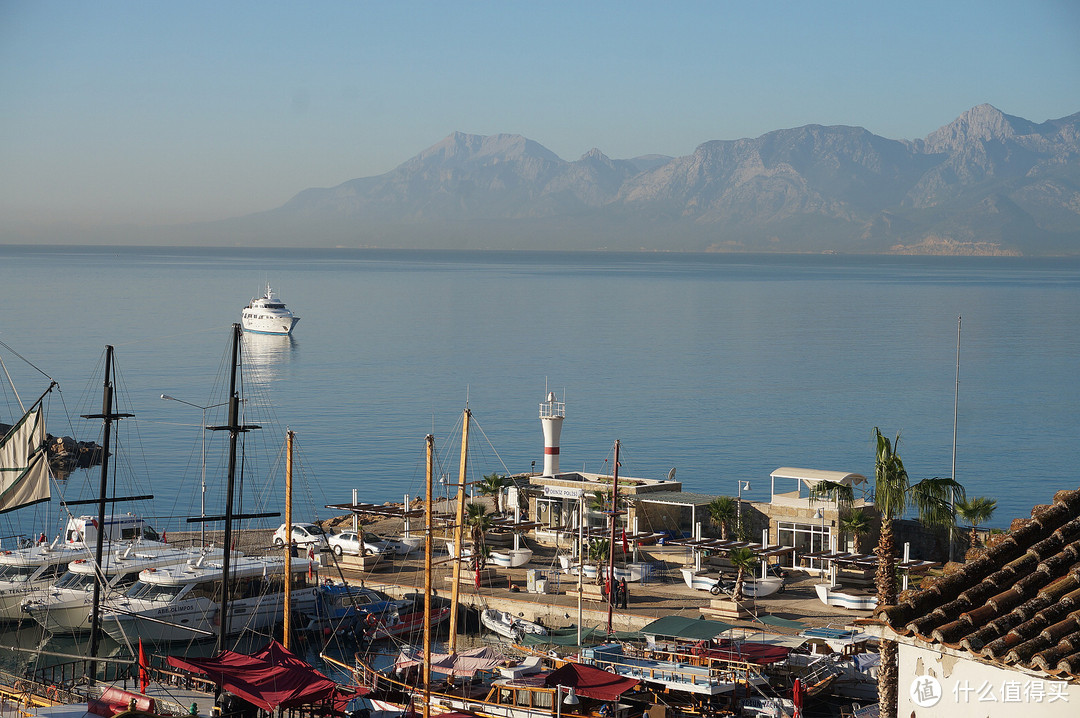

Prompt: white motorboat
xmin=0 ymin=514 xmax=163 ymax=621
xmin=479 ymin=608 xmax=547 ymax=640
xmin=241 ymin=284 xmax=299 ymax=335
xmin=814 ymin=582 xmax=878 ymax=610
xmin=101 ymin=555 xmax=317 ymax=643
xmin=21 ymin=545 xmax=231 ymax=633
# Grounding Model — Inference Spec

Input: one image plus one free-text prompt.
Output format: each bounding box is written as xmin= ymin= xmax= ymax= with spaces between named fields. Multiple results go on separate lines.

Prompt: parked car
xmin=271 ymin=522 xmax=329 ymax=549
xmin=327 ymin=531 xmax=386 ymax=557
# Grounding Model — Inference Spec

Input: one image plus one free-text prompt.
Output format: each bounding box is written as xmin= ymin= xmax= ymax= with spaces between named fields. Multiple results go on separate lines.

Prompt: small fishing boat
xmin=241 ymin=283 xmax=300 ymax=335
xmin=300 ymin=582 xmax=407 ymax=633
xmin=360 ymin=603 xmax=450 ymax=641
xmin=480 ymin=608 xmax=547 ymax=640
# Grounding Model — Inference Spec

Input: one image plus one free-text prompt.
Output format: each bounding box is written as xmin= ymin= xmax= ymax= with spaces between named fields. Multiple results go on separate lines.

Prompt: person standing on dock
xmin=618 ymin=578 xmax=628 ymax=608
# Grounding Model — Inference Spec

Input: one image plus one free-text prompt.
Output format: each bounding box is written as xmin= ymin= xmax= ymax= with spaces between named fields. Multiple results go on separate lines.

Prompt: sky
xmin=1 ymin=1 xmax=1078 ymax=231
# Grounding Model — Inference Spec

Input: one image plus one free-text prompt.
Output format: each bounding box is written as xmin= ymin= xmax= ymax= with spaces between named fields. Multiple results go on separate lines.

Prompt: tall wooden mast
xmin=423 ymin=434 xmax=435 ymax=718
xmin=283 ymin=429 xmax=294 ymax=648
xmin=447 ymin=407 xmax=470 ymax=655
xmin=606 ymin=439 xmax=621 ymax=635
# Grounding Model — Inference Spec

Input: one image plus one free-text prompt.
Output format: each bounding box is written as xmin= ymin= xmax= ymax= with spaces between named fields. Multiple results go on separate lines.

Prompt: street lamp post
xmin=161 ymin=394 xmax=227 ymax=547
xmin=737 ymin=481 xmax=751 ymax=535
xmin=555 ymin=685 xmax=579 ymax=718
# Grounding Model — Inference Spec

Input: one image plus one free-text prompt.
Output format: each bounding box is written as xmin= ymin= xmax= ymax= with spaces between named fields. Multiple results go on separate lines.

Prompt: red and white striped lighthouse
xmin=539 ymin=391 xmax=565 ymax=477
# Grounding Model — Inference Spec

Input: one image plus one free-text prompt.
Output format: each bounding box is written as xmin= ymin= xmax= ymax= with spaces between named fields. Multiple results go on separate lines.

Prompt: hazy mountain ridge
xmin=243 ymin=103 xmax=1077 ymax=254
xmin=24 ymin=105 xmax=1078 ymax=254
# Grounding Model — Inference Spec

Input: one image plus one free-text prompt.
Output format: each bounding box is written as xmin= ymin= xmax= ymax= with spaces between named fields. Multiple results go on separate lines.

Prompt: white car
xmin=327 ymin=531 xmax=386 ymax=557
xmin=271 ymin=522 xmax=329 ymax=549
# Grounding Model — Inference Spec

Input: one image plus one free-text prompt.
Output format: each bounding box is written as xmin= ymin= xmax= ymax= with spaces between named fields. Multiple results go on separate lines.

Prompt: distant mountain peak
xmin=413 ymin=131 xmax=563 ymax=166
xmin=924 ymin=103 xmax=1037 ymax=151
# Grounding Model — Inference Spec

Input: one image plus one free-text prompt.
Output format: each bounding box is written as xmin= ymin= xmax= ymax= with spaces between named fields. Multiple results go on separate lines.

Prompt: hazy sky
xmin=2 ymin=1 xmax=1078 ymax=229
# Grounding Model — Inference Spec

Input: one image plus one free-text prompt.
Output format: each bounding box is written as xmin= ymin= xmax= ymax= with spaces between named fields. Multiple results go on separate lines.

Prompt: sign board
xmin=543 ymin=485 xmax=585 ymax=499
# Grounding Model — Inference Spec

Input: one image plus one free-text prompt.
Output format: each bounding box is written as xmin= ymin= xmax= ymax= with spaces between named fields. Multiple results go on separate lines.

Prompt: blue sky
xmin=1 ymin=1 xmax=1078 ymax=229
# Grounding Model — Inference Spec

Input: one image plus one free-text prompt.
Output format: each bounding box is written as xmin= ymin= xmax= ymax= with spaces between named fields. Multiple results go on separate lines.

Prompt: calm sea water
xmin=1 ymin=246 xmax=1078 ymax=539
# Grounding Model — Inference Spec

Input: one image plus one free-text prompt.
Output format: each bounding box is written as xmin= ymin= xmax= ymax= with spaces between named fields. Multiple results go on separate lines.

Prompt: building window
xmin=777 ymin=521 xmax=831 ymax=570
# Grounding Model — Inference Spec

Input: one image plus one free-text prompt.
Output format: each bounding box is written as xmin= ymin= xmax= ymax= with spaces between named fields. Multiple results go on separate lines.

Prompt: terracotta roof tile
xmin=877 ymin=486 xmax=1080 ymax=679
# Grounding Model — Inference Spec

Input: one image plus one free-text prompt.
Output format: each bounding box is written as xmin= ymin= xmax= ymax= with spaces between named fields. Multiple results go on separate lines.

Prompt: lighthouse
xmin=539 ymin=391 xmax=565 ymax=477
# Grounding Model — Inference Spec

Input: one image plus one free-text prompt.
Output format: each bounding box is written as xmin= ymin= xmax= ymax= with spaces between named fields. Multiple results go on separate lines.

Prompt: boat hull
xmin=490 ymin=548 xmax=533 ymax=568
xmin=241 ymin=317 xmax=299 ymax=336
xmin=814 ymin=583 xmax=878 ymax=610
xmin=102 ymin=588 xmax=320 ymax=643
xmin=679 ymin=568 xmax=784 ymax=597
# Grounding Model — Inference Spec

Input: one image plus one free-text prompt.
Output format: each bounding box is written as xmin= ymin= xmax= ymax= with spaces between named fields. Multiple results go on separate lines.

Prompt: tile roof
xmin=876 ymin=487 xmax=1080 ymax=678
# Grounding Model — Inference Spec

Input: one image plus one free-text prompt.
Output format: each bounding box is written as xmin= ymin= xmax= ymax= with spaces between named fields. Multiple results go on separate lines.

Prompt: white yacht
xmin=20 ymin=545 xmax=231 ymax=633
xmin=240 ymin=284 xmax=299 ymax=335
xmin=0 ymin=514 xmax=163 ymax=621
xmin=101 ymin=555 xmax=318 ymax=643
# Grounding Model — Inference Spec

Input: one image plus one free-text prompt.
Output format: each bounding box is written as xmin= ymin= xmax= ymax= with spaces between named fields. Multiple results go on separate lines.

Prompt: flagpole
xmin=949 ymin=316 xmax=961 ymax=563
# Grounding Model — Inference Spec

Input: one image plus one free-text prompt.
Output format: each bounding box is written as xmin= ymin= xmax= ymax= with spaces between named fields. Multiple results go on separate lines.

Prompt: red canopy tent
xmin=543 ymin=663 xmax=640 ymax=701
xmin=167 ymin=640 xmax=352 ymax=712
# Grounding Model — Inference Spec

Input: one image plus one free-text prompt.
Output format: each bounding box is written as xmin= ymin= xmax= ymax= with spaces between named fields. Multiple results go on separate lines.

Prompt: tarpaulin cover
xmin=167 ymin=640 xmax=347 ymax=711
xmin=544 ymin=662 xmax=640 ymax=701
xmin=701 ymin=638 xmax=791 ymax=665
xmin=394 ymin=646 xmax=506 ymax=677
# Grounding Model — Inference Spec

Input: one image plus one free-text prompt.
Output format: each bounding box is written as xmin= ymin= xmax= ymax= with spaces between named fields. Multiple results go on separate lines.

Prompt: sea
xmin=1 ymin=245 xmax=1079 ymax=544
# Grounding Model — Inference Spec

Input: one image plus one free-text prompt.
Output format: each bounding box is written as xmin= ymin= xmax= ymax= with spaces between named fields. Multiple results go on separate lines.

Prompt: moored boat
xmin=480 ymin=607 xmax=548 ymax=640
xmin=679 ymin=567 xmax=785 ymax=597
xmin=241 ymin=283 xmax=299 ymax=335
xmin=21 ymin=545 xmax=234 ymax=634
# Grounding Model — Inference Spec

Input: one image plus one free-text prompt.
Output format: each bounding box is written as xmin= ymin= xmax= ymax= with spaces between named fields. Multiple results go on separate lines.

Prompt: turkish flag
xmin=138 ymin=639 xmax=149 ymax=693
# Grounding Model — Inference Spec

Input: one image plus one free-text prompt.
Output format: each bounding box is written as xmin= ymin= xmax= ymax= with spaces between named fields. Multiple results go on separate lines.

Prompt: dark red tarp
xmin=544 ymin=663 xmax=640 ymax=701
xmin=167 ymin=640 xmax=348 ymax=711
xmin=701 ymin=638 xmax=791 ymax=665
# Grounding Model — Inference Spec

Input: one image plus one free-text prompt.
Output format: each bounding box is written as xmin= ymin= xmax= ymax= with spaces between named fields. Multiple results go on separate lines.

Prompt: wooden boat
xmin=580 ymin=642 xmax=768 ymax=697
xmin=361 ymin=604 xmax=450 ymax=641
xmin=480 ymin=608 xmax=547 ymax=640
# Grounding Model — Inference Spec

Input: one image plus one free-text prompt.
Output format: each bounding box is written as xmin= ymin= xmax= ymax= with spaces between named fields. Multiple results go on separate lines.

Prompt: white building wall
xmin=898 ymin=641 xmax=1077 ymax=717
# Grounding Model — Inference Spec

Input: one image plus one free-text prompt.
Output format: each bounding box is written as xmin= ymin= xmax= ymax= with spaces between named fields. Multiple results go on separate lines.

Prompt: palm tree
xmin=728 ymin=547 xmax=758 ymax=601
xmin=587 ymin=538 xmax=610 ymax=586
xmin=955 ymin=496 xmax=997 ymax=550
xmin=707 ymin=497 xmax=737 ymax=540
xmin=839 ymin=509 xmax=872 ymax=554
xmin=477 ymin=472 xmax=508 ymax=514
xmin=873 ymin=427 xmax=963 ymax=718
xmin=464 ymin=502 xmax=494 ymax=571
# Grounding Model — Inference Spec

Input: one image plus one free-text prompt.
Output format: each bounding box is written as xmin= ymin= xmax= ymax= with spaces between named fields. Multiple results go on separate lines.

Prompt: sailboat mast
xmin=88 ymin=345 xmax=116 ymax=684
xmin=448 ymin=407 xmax=470 ymax=655
xmin=423 ymin=434 xmax=434 ymax=718
xmin=283 ymin=429 xmax=294 ymax=649
xmin=949 ymin=315 xmax=962 ymax=563
xmin=606 ymin=439 xmax=620 ymax=635
xmin=217 ymin=323 xmax=243 ymax=653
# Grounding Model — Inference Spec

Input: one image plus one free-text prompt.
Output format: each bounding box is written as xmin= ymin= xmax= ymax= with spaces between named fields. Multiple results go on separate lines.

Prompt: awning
xmin=640 ymin=615 xmax=734 ymax=641
xmin=167 ymin=640 xmax=347 ymax=711
xmin=544 ymin=662 xmax=640 ymax=701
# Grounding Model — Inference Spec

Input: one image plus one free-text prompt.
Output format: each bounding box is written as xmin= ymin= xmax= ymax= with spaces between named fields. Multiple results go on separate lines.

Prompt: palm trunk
xmin=734 ymin=567 xmax=745 ymax=602
xmin=876 ymin=518 xmax=898 ymax=718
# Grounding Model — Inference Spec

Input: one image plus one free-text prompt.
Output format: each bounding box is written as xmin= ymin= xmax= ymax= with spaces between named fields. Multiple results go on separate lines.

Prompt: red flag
xmin=621 ymin=529 xmax=630 ymax=554
xmin=138 ymin=639 xmax=149 ymax=693
xmin=162 ymin=531 xmax=167 ymax=544
xmin=474 ymin=568 xmax=481 ymax=589
xmin=308 ymin=545 xmax=315 ymax=580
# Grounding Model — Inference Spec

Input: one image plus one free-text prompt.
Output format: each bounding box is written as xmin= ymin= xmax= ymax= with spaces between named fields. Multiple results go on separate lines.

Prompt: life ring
xmin=365 ymin=613 xmax=378 ymax=627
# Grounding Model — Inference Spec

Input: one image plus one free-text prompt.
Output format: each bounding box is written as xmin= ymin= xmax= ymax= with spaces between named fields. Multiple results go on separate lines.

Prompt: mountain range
xmin=96 ymin=104 xmax=1080 ymax=254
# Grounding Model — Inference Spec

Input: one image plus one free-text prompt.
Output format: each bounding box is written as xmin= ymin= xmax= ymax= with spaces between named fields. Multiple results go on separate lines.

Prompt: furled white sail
xmin=0 ymin=406 xmax=50 ymax=513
